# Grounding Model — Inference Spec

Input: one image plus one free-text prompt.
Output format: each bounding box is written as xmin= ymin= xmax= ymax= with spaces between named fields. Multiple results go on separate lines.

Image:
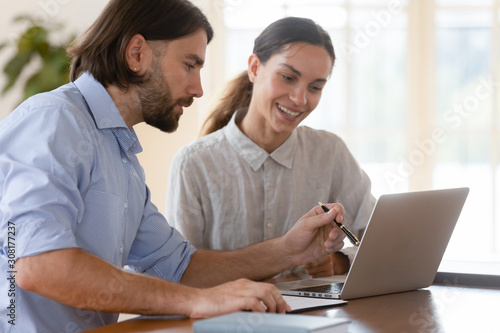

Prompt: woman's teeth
xmin=277 ymin=104 xmax=300 ymax=117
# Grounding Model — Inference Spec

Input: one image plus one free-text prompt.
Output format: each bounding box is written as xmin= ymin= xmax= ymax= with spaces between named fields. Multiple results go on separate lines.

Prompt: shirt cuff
xmin=145 ymin=243 xmax=197 ymax=283
xmin=338 ymin=246 xmax=358 ymax=265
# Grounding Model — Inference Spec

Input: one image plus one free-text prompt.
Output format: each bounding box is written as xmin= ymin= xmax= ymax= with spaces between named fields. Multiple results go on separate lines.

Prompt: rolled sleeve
xmin=127 ymin=186 xmax=196 ymax=283
xmin=15 ymin=220 xmax=77 ymax=258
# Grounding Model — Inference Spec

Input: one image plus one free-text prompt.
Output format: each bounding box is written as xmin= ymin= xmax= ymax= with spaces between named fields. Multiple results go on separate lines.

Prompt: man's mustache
xmin=176 ymin=96 xmax=194 ymax=108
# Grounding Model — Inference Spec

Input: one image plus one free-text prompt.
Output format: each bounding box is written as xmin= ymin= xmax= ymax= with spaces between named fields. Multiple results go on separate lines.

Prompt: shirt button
xmin=266 ymin=223 xmax=272 ymax=228
xmin=120 ymin=247 xmax=124 ymax=254
xmin=124 ymin=203 xmax=128 ymax=209
xmin=122 ymin=158 xmax=127 ymax=163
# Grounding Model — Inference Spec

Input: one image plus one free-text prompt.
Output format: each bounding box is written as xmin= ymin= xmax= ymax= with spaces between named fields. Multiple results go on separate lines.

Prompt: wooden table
xmin=86 ymin=281 xmax=500 ymax=332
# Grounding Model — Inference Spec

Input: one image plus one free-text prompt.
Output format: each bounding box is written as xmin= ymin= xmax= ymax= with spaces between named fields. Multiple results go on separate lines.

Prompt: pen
xmin=318 ymin=202 xmax=360 ymax=247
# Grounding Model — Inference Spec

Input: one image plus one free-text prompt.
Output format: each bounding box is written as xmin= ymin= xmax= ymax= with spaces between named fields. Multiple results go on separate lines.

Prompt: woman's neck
xmin=237 ymin=107 xmax=291 ymax=154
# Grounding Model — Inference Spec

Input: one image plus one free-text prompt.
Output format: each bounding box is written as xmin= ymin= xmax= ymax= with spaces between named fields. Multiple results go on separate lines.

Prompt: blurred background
xmin=1 ymin=0 xmax=498 ymax=275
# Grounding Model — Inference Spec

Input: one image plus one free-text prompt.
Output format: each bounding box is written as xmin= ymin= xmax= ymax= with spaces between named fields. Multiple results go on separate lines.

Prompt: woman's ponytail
xmin=200 ymin=71 xmax=253 ymax=136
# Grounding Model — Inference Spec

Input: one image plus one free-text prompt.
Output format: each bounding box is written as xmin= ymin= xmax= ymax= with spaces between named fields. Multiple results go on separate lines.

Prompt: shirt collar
xmin=223 ymin=108 xmax=297 ymax=171
xmin=74 ymin=72 xmax=128 ymax=130
xmin=74 ymin=72 xmax=142 ymax=155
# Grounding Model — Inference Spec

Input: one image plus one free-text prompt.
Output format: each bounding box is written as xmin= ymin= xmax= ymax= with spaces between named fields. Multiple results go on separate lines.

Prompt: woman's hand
xmin=281 ymin=203 xmax=346 ymax=267
xmin=301 ymin=252 xmax=350 ymax=278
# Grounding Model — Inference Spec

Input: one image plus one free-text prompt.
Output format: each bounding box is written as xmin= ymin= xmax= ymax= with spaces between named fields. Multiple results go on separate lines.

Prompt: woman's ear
xmin=125 ymin=34 xmax=152 ymax=75
xmin=247 ymin=53 xmax=261 ymax=83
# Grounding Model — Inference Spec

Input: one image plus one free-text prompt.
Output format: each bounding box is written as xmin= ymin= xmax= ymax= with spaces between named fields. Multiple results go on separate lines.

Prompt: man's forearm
xmin=16 ymin=248 xmax=198 ymax=316
xmin=181 ymin=204 xmax=347 ymax=287
xmin=181 ymin=236 xmax=293 ymax=287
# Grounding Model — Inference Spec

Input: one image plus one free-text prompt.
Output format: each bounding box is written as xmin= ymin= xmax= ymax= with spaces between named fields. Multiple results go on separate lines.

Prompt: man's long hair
xmin=67 ymin=0 xmax=213 ymax=89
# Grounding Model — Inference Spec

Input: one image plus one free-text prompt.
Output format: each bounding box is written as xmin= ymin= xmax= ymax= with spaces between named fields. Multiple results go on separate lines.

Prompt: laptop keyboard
xmin=291 ymin=283 xmax=344 ymax=294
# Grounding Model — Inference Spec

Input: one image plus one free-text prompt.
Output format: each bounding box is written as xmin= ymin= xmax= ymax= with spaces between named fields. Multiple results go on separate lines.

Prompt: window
xmin=432 ymin=0 xmax=500 ymax=274
xmin=213 ymin=0 xmax=500 ymax=275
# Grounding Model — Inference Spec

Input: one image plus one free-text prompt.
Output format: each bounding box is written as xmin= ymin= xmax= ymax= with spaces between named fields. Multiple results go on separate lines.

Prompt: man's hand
xmin=16 ymin=249 xmax=290 ymax=318
xmin=281 ymin=203 xmax=346 ymax=267
xmin=188 ymin=278 xmax=290 ymax=318
xmin=301 ymin=252 xmax=350 ymax=278
xmin=181 ymin=203 xmax=349 ymax=287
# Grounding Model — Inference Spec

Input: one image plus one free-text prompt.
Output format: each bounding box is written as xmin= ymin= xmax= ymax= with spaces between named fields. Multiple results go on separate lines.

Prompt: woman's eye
xmin=281 ymin=74 xmax=295 ymax=82
xmin=309 ymin=85 xmax=323 ymax=92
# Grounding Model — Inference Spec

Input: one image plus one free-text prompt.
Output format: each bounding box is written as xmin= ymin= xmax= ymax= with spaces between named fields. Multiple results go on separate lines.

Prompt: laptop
xmin=275 ymin=187 xmax=469 ymax=300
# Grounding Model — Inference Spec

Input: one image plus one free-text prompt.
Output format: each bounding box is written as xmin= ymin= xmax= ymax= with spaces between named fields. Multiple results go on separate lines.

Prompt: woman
xmin=166 ymin=17 xmax=375 ymax=277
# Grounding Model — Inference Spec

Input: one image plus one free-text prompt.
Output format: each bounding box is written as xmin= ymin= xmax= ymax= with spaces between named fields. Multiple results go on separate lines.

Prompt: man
xmin=0 ymin=0 xmax=345 ymax=332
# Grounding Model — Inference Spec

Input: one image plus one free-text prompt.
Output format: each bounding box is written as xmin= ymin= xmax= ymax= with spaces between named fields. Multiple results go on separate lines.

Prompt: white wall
xmin=0 ymin=0 xmax=221 ymax=213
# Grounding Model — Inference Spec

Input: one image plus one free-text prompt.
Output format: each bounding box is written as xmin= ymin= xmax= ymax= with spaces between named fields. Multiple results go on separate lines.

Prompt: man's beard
xmin=138 ymin=60 xmax=193 ymax=133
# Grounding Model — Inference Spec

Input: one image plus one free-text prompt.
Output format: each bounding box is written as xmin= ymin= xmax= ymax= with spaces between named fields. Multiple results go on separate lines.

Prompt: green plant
xmin=0 ymin=16 xmax=74 ymax=101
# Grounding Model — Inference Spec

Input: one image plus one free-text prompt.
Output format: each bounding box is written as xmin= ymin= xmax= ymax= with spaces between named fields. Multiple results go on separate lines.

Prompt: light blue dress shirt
xmin=0 ymin=72 xmax=196 ymax=332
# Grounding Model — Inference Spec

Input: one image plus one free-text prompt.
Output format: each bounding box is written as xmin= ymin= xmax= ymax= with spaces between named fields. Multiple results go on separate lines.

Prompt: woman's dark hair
xmin=200 ymin=16 xmax=334 ymax=136
xmin=68 ymin=0 xmax=213 ymax=89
